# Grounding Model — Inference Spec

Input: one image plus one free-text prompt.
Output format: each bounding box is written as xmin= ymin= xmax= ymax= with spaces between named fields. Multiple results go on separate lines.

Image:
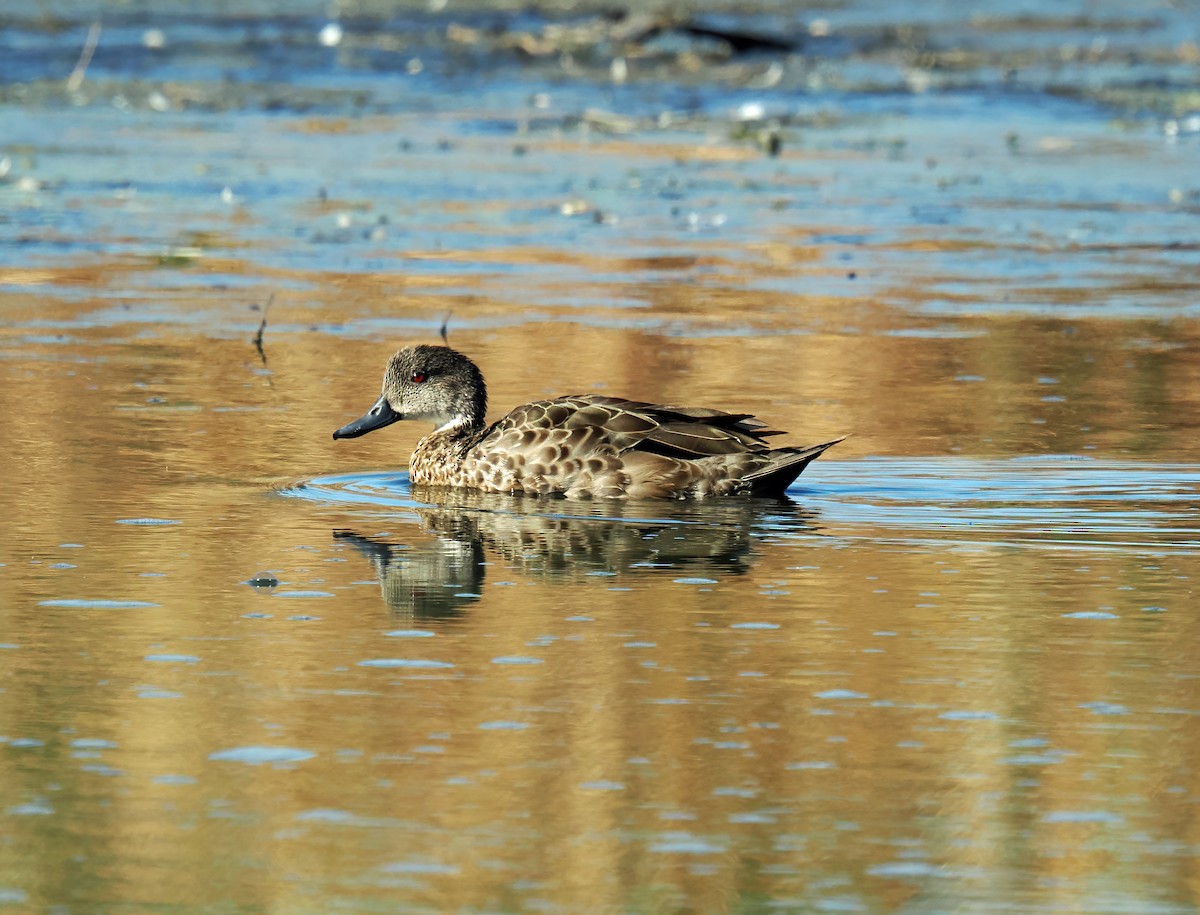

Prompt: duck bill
xmin=332 ymin=395 xmax=402 ymax=440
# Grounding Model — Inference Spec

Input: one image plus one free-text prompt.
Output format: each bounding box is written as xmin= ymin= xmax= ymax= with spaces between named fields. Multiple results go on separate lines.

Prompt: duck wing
xmin=595 ymin=395 xmax=789 ymax=459
xmin=502 ymin=394 xmax=784 ymax=459
xmin=476 ymin=396 xmax=845 ymax=498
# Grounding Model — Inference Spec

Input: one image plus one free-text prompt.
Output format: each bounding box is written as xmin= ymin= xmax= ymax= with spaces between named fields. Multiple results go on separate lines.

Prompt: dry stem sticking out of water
xmin=66 ymin=22 xmax=102 ymax=93
xmin=253 ymin=295 xmax=274 ymax=365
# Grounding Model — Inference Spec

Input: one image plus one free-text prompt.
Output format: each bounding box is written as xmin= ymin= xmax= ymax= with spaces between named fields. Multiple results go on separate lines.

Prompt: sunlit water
xmin=2 ymin=2 xmax=1199 ymax=912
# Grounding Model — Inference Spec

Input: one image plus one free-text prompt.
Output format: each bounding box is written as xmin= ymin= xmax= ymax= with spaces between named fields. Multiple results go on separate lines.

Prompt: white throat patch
xmin=433 ymin=415 xmax=469 ymax=434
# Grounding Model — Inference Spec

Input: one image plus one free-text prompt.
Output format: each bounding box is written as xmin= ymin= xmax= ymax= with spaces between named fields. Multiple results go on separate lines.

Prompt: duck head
xmin=333 ymin=345 xmax=487 ymax=440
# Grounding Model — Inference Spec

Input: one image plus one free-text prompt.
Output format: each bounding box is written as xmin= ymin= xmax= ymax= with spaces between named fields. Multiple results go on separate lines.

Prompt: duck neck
xmin=410 ymin=361 xmax=489 ymax=482
xmin=429 ymin=413 xmax=486 ymax=451
xmin=411 ymin=413 xmax=487 ymax=481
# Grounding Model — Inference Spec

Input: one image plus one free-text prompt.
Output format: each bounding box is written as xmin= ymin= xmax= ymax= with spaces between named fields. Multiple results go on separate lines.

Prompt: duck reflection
xmin=335 ymin=488 xmax=821 ymax=620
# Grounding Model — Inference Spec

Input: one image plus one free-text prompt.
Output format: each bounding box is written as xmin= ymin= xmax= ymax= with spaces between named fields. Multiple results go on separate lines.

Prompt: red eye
xmin=410 ymin=371 xmax=427 ymax=383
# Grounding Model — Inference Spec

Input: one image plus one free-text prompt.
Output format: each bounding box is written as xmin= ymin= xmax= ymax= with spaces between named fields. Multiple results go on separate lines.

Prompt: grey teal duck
xmin=333 ymin=345 xmax=846 ymax=499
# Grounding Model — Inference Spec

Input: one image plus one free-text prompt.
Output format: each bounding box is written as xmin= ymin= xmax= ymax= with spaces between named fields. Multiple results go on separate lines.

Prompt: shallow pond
xmin=1 ymin=2 xmax=1198 ymax=912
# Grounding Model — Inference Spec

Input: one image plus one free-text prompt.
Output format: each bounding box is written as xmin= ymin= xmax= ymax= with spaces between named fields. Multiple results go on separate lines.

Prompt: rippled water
xmin=2 ymin=1 xmax=1199 ymax=912
xmin=298 ymin=456 xmax=1200 ymax=552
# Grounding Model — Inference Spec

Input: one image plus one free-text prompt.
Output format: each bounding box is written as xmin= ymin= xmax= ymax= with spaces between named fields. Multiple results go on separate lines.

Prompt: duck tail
xmin=745 ymin=435 xmax=848 ymax=497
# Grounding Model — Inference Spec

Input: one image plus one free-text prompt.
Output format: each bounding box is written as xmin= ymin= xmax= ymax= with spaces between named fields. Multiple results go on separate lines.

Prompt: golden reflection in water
xmin=0 ymin=287 xmax=1198 ymax=911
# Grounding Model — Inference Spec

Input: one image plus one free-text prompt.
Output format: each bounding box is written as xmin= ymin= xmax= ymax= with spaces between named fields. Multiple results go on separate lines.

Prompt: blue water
xmin=289 ymin=456 xmax=1200 ymax=554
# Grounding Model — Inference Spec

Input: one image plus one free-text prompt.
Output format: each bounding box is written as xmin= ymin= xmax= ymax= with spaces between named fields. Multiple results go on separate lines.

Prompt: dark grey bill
xmin=332 ymin=395 xmax=402 ymax=440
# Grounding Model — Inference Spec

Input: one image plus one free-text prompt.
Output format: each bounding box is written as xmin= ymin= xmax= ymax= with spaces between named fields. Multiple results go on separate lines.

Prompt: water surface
xmin=1 ymin=2 xmax=1198 ymax=912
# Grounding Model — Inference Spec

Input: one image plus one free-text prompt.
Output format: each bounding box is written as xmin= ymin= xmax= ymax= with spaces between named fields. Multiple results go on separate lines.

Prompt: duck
xmin=332 ymin=345 xmax=846 ymax=499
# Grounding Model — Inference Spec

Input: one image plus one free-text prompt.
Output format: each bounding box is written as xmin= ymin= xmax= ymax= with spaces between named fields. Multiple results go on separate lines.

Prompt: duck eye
xmin=410 ymin=371 xmax=427 ymax=384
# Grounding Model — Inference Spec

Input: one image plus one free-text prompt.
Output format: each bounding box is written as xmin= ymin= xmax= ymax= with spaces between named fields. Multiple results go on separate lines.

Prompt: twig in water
xmin=439 ymin=311 xmax=452 ymax=346
xmin=253 ymin=294 xmax=274 ymax=365
xmin=66 ymin=22 xmax=102 ymax=93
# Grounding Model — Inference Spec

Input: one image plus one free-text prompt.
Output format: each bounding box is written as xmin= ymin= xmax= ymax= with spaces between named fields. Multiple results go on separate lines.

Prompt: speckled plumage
xmin=333 ymin=345 xmax=846 ymax=499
